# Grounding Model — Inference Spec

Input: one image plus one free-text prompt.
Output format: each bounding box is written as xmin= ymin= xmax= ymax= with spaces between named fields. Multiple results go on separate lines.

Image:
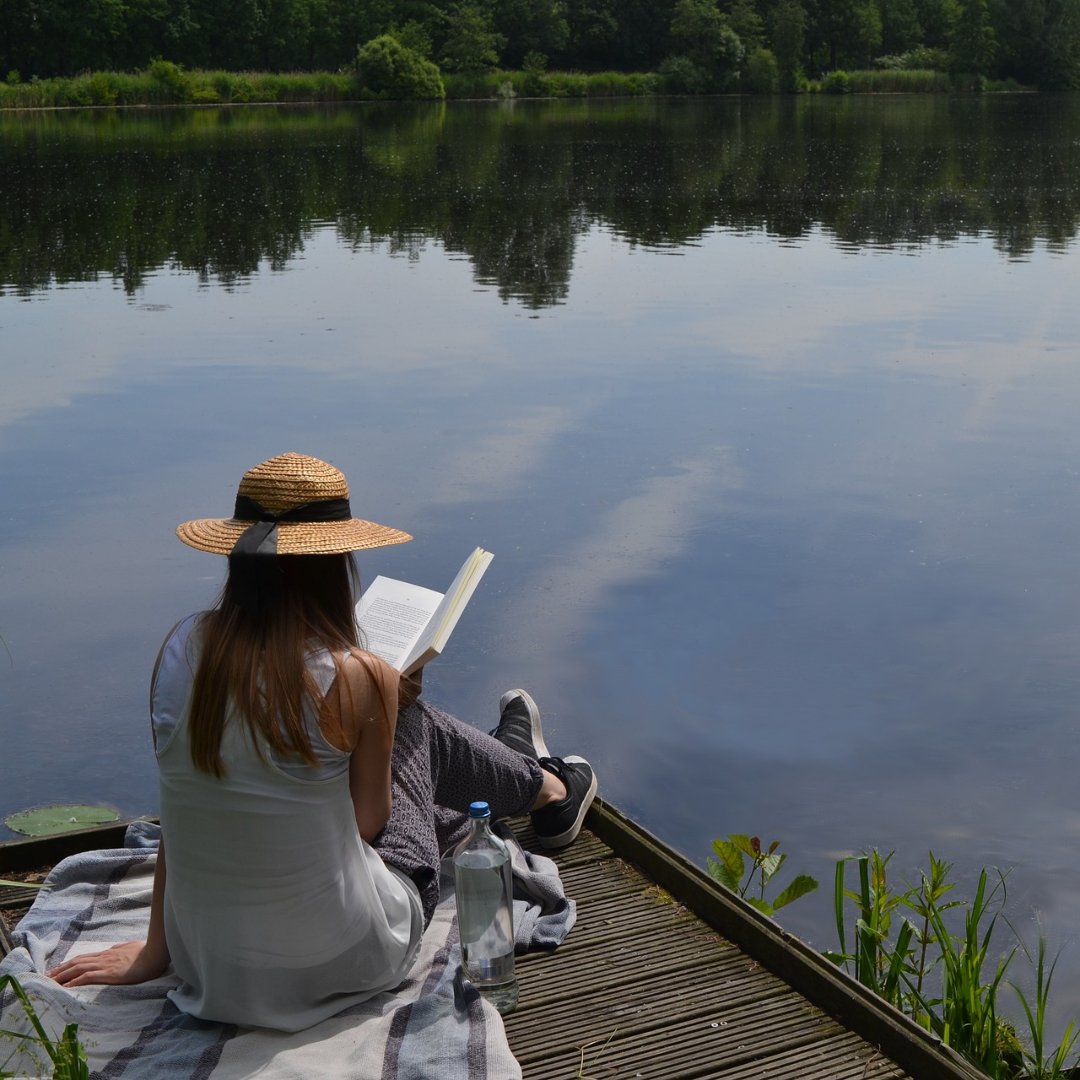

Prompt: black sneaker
xmin=531 ymin=756 xmax=597 ymax=849
xmin=490 ymin=689 xmax=550 ymax=760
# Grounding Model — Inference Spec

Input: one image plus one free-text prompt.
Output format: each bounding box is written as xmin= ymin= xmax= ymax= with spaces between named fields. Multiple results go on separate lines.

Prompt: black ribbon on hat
xmin=228 ymin=494 xmax=352 ymax=616
xmin=230 ymin=494 xmax=353 ymax=557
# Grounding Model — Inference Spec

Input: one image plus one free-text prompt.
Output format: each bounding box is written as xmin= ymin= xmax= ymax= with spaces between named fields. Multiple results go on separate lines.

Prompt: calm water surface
xmin=4 ymin=95 xmax=1080 ymax=1021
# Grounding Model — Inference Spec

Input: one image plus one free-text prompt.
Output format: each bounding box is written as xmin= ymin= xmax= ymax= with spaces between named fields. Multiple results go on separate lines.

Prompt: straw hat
xmin=176 ymin=452 xmax=412 ymax=556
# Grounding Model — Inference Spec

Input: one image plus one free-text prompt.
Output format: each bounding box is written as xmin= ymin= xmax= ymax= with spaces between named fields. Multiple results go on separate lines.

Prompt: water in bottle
xmin=453 ymin=801 xmax=518 ymax=1014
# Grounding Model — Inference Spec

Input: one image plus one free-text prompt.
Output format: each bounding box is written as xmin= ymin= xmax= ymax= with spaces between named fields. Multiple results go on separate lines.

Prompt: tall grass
xmin=829 ymin=851 xmax=1079 ymax=1079
xmin=0 ymin=973 xmax=88 ymax=1079
xmin=0 ymin=64 xmax=358 ymax=109
xmin=0 ymin=64 xmax=663 ymax=110
xmin=442 ymin=69 xmax=661 ymax=100
xmin=847 ymin=68 xmax=953 ymax=93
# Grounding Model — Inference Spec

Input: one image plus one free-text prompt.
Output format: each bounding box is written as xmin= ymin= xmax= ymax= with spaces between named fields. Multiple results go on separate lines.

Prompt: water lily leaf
xmin=4 ymin=804 xmax=119 ymax=837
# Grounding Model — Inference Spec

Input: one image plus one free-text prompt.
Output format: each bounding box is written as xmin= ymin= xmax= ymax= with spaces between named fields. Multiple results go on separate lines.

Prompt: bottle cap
xmin=468 ymin=801 xmax=492 ymax=819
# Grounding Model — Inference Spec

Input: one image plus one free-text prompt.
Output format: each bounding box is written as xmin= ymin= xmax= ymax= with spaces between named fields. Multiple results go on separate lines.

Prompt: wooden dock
xmin=1 ymin=802 xmax=985 ymax=1079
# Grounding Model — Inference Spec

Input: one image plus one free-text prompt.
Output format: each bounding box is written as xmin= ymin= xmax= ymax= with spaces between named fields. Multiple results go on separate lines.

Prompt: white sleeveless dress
xmin=150 ymin=614 xmax=423 ymax=1031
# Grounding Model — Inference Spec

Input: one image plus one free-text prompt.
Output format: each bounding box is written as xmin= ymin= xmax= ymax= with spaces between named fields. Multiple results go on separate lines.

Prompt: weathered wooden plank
xmin=520 ymin=994 xmax=849 ymax=1080
xmin=705 ymin=1031 xmax=911 ymax=1079
xmin=508 ymin=957 xmax=795 ymax=1060
xmin=0 ymin=820 xmax=152 ymax=872
xmin=582 ymin=800 xmax=985 ymax=1080
xmin=0 ymin=915 xmax=14 ymax=957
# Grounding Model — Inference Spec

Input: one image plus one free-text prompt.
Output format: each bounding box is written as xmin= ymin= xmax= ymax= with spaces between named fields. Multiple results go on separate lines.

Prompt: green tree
xmin=440 ymin=4 xmax=504 ymax=71
xmin=744 ymin=44 xmax=780 ymax=89
xmin=563 ymin=0 xmax=621 ymax=69
xmin=1039 ymin=0 xmax=1080 ymax=88
xmin=950 ymin=0 xmax=996 ymax=74
xmin=879 ymin=0 xmax=923 ymax=54
xmin=993 ymin=0 xmax=1080 ymax=88
xmin=818 ymin=0 xmax=882 ymax=68
xmin=492 ymin=0 xmax=569 ymax=68
xmin=391 ymin=18 xmax=435 ymax=57
xmin=915 ymin=0 xmax=959 ymax=47
xmin=770 ymin=0 xmax=807 ymax=88
xmin=670 ymin=0 xmax=745 ymax=87
xmin=258 ymin=0 xmax=313 ymax=70
xmin=610 ymin=0 xmax=678 ymax=69
xmin=356 ymin=33 xmax=446 ymax=98
xmin=727 ymin=0 xmax=766 ymax=52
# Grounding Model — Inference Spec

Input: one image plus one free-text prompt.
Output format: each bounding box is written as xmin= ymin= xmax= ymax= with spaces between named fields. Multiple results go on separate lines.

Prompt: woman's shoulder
xmin=153 ymin=612 xmax=206 ymax=680
xmin=342 ymin=647 xmax=399 ymax=680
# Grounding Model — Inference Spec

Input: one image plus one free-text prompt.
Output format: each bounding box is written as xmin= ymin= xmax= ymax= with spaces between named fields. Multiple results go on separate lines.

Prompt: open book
xmin=354 ymin=547 xmax=494 ymax=674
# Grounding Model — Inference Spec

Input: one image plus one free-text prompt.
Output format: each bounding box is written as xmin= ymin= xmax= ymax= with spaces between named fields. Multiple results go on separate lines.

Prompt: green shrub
xmin=822 ymin=69 xmax=851 ymax=94
xmin=87 ymin=72 xmax=119 ymax=105
xmin=147 ymin=59 xmax=190 ymax=102
xmin=952 ymin=72 xmax=988 ymax=93
xmin=659 ymin=54 xmax=710 ymax=94
xmin=902 ymin=45 xmax=951 ymax=71
xmin=356 ymin=35 xmax=445 ymax=100
xmin=745 ymin=47 xmax=780 ymax=93
xmin=708 ymin=834 xmax=818 ymax=916
xmin=985 ymin=76 xmax=1026 ymax=92
xmin=56 ymin=78 xmax=93 ymax=106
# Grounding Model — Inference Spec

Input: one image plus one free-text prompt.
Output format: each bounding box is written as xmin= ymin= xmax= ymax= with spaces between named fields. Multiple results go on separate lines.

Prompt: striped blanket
xmin=0 ymin=822 xmax=574 ymax=1079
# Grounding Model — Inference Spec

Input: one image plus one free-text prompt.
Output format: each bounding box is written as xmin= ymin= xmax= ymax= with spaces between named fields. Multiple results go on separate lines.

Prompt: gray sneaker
xmin=490 ymin=689 xmax=550 ymax=760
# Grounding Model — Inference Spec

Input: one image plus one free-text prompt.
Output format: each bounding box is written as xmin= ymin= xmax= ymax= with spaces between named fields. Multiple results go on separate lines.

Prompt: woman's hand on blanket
xmin=47 ymin=940 xmax=168 ymax=987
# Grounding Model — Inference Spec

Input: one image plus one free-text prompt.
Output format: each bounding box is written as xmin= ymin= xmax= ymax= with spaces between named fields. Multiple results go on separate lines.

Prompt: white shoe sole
xmin=535 ymin=756 xmax=597 ymax=849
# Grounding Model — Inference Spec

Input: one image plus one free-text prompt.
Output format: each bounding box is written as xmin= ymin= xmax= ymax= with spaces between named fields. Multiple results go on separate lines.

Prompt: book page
xmin=355 ymin=576 xmax=444 ymax=670
xmin=400 ymin=548 xmax=493 ymax=672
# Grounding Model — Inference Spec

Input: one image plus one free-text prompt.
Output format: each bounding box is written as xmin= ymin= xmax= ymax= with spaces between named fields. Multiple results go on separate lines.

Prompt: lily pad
xmin=4 ymin=804 xmax=120 ymax=837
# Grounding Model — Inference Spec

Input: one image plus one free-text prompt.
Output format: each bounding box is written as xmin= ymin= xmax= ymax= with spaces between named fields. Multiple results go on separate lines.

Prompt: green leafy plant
xmin=920 ymin=869 xmax=1015 ymax=1074
xmin=827 ymin=851 xmax=915 ymax=1009
xmin=707 ymin=834 xmax=818 ymax=917
xmin=826 ymin=850 xmax=1080 ymax=1079
xmin=1012 ymin=938 xmax=1080 ymax=1080
xmin=0 ymin=973 xmax=88 ymax=1079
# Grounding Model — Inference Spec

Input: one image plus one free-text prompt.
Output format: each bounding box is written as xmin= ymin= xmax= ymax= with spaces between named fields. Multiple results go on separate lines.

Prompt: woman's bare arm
xmin=48 ymin=837 xmax=171 ymax=986
xmin=324 ymin=651 xmax=399 ymax=844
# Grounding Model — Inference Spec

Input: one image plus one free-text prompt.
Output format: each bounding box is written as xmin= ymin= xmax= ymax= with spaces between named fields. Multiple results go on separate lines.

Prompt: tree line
xmin=1 ymin=0 xmax=1078 ymax=91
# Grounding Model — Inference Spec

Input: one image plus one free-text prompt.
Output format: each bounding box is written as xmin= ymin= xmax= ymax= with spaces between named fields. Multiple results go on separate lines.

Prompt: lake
xmin=4 ymin=93 xmax=1080 ymax=1025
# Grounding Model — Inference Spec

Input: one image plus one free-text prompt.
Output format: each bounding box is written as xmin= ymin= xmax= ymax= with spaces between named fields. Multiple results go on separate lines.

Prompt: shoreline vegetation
xmin=707 ymin=836 xmax=1080 ymax=1080
xmin=3 ymin=0 xmax=1078 ymax=104
xmin=0 ymin=59 xmax=1030 ymax=112
xmin=5 ymin=0 xmax=1075 ymax=110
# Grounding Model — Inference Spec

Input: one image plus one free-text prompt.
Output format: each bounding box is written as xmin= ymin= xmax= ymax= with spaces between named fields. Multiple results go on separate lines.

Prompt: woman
xmin=48 ymin=452 xmax=596 ymax=1031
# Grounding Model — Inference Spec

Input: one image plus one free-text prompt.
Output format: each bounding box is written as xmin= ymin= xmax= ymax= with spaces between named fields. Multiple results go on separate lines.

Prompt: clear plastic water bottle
xmin=453 ymin=801 xmax=518 ymax=1014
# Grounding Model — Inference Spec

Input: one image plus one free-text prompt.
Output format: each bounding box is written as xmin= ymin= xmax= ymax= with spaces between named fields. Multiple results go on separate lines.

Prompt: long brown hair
xmin=188 ymin=553 xmax=361 ymax=777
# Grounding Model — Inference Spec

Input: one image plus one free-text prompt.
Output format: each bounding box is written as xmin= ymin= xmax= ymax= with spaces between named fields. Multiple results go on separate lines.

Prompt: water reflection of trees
xmin=2 ymin=96 xmax=1079 ymax=306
